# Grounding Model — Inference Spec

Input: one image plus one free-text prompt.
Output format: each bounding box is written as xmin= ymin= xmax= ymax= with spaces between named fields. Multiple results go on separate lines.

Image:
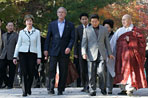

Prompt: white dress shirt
xmin=82 ymin=24 xmax=89 ymax=29
xmin=58 ymin=20 xmax=65 ymax=37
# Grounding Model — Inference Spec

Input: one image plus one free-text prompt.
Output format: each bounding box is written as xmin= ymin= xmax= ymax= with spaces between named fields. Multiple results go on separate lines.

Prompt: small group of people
xmin=0 ymin=6 xmax=148 ymax=97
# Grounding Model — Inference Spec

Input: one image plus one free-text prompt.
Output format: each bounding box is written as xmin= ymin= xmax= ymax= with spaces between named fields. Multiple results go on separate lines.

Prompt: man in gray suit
xmin=0 ymin=22 xmax=18 ymax=89
xmin=81 ymin=14 xmax=114 ymax=96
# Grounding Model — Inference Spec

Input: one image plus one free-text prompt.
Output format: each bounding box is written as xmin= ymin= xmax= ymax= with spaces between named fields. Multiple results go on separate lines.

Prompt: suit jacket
xmin=74 ymin=24 xmax=90 ymax=57
xmin=81 ymin=25 xmax=112 ymax=61
xmin=0 ymin=32 xmax=18 ymax=60
xmin=44 ymin=20 xmax=75 ymax=57
xmin=13 ymin=27 xmax=41 ymax=58
xmin=1 ymin=29 xmax=5 ymax=35
xmin=0 ymin=29 xmax=5 ymax=54
xmin=74 ymin=25 xmax=83 ymax=56
xmin=41 ymin=36 xmax=45 ymax=62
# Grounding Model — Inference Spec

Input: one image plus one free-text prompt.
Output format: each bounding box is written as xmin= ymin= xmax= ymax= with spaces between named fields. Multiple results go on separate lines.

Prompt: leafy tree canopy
xmin=0 ymin=0 xmax=132 ymax=35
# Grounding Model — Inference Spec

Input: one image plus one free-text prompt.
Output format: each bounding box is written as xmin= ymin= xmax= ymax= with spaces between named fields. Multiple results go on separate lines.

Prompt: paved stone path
xmin=0 ymin=88 xmax=148 ymax=98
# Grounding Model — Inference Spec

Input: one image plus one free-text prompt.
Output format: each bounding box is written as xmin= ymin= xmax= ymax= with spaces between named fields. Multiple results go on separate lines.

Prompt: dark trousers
xmin=19 ymin=52 xmax=37 ymax=94
xmin=34 ymin=64 xmax=40 ymax=87
xmin=34 ymin=63 xmax=46 ymax=88
xmin=48 ymin=56 xmax=69 ymax=92
xmin=74 ymin=58 xmax=81 ymax=87
xmin=89 ymin=60 xmax=106 ymax=92
xmin=39 ymin=61 xmax=46 ymax=85
xmin=145 ymin=50 xmax=148 ymax=84
xmin=79 ymin=56 xmax=88 ymax=89
xmin=106 ymin=69 xmax=113 ymax=92
xmin=0 ymin=58 xmax=16 ymax=88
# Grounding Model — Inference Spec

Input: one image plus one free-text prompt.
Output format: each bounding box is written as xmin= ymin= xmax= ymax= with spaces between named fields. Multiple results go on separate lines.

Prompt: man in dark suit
xmin=74 ymin=13 xmax=89 ymax=92
xmin=0 ymin=22 xmax=18 ymax=89
xmin=34 ymin=35 xmax=46 ymax=88
xmin=44 ymin=7 xmax=75 ymax=95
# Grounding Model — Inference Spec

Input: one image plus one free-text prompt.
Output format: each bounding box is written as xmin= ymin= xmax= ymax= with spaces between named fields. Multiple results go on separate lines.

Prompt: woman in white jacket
xmin=13 ymin=14 xmax=41 ymax=97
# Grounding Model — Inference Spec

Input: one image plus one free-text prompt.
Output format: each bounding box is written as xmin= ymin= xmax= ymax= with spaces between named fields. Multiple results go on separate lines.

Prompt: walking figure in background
xmin=74 ymin=13 xmax=90 ymax=92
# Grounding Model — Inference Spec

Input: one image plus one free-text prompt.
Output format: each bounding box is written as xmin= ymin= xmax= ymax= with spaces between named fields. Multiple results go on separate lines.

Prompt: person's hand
xmin=13 ymin=59 xmax=17 ymax=65
xmin=145 ymin=57 xmax=147 ymax=62
xmin=82 ymin=54 xmax=87 ymax=60
xmin=44 ymin=51 xmax=48 ymax=60
xmin=37 ymin=59 xmax=41 ymax=65
xmin=109 ymin=55 xmax=114 ymax=59
xmin=65 ymin=48 xmax=71 ymax=54
xmin=44 ymin=56 xmax=48 ymax=60
xmin=74 ymin=55 xmax=78 ymax=58
xmin=125 ymin=36 xmax=129 ymax=42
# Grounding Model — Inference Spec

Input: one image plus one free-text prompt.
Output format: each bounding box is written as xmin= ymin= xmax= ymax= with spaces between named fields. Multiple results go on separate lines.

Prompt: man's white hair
xmin=57 ymin=7 xmax=67 ymax=14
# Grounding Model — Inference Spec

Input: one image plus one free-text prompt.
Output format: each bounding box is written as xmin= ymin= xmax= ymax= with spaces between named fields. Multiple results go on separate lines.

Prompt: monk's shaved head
xmin=122 ymin=14 xmax=132 ymax=28
xmin=122 ymin=14 xmax=132 ymax=21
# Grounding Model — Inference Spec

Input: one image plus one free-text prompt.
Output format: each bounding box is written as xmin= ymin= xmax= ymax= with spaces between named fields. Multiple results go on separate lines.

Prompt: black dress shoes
xmin=0 ymin=85 xmax=7 ymax=88
xmin=58 ymin=91 xmax=63 ymax=95
xmin=118 ymin=91 xmax=127 ymax=95
xmin=48 ymin=90 xmax=55 ymax=94
xmin=81 ymin=88 xmax=89 ymax=93
xmin=108 ymin=91 xmax=112 ymax=94
xmin=22 ymin=93 xmax=27 ymax=97
xmin=89 ymin=91 xmax=96 ymax=96
xmin=7 ymin=86 xmax=13 ymax=89
xmin=101 ymin=89 xmax=107 ymax=95
xmin=81 ymin=88 xmax=85 ymax=92
xmin=0 ymin=85 xmax=2 ymax=89
xmin=27 ymin=89 xmax=32 ymax=95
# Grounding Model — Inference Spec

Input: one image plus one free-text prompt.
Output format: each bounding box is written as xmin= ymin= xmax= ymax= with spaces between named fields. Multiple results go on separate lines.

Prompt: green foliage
xmin=0 ymin=0 xmax=124 ymax=32
xmin=0 ymin=0 xmax=133 ymax=35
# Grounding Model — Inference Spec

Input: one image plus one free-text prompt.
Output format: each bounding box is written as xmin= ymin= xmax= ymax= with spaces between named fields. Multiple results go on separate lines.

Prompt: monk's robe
xmin=114 ymin=27 xmax=147 ymax=89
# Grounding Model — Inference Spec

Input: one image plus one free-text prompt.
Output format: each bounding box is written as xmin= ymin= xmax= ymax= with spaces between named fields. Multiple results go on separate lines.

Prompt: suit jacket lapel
xmin=3 ymin=33 xmax=7 ymax=46
xmin=61 ymin=20 xmax=67 ymax=38
xmin=79 ymin=25 xmax=83 ymax=39
xmin=90 ymin=26 xmax=98 ymax=40
xmin=55 ymin=20 xmax=61 ymax=38
xmin=97 ymin=25 xmax=102 ymax=41
xmin=7 ymin=33 xmax=14 ymax=44
xmin=24 ymin=30 xmax=30 ymax=39
xmin=24 ymin=28 xmax=34 ymax=37
xmin=29 ymin=29 xmax=35 ymax=36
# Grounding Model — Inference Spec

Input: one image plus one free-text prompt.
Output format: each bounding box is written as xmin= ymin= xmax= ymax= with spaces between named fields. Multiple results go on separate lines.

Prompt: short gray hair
xmin=57 ymin=7 xmax=67 ymax=14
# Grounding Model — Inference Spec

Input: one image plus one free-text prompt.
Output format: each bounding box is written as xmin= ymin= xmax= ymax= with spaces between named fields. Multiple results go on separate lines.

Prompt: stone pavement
xmin=0 ymin=87 xmax=148 ymax=98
